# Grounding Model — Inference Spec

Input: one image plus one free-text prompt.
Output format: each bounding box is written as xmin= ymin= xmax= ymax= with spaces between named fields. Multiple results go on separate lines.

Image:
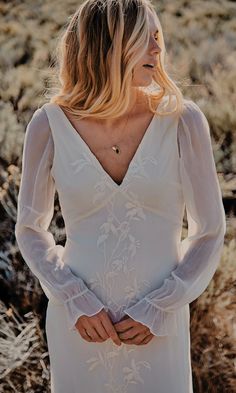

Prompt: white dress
xmin=15 ymin=96 xmax=226 ymax=393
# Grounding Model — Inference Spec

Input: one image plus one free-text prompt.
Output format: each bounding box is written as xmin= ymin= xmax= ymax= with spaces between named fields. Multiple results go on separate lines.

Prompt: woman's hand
xmin=114 ymin=315 xmax=154 ymax=345
xmin=75 ymin=308 xmax=122 ymax=346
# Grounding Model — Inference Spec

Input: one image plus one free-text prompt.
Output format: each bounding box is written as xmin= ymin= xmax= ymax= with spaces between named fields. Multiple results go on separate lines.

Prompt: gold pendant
xmin=112 ymin=145 xmax=120 ymax=154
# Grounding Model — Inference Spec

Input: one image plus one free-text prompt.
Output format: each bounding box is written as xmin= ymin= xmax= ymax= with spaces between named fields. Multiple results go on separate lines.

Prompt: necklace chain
xmin=94 ymin=101 xmax=136 ymax=155
xmin=111 ymin=109 xmax=132 ymax=154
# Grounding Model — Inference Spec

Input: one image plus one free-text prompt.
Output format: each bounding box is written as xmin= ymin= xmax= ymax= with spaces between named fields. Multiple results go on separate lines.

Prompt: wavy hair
xmin=47 ymin=0 xmax=184 ymax=119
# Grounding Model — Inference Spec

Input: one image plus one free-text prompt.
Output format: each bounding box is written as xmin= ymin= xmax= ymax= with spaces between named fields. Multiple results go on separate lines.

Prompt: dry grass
xmin=0 ymin=0 xmax=235 ymax=391
xmin=0 ymin=302 xmax=50 ymax=393
xmin=190 ymin=238 xmax=236 ymax=393
xmin=0 ymin=164 xmax=235 ymax=392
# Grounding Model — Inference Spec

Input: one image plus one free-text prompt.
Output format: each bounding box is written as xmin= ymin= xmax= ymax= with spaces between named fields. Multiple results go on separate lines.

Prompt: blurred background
xmin=0 ymin=0 xmax=235 ymax=392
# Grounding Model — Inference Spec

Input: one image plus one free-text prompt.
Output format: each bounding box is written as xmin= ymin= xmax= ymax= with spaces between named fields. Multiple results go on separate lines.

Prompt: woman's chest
xmin=49 ymin=108 xmax=183 ymax=224
xmin=64 ymin=111 xmax=158 ymax=186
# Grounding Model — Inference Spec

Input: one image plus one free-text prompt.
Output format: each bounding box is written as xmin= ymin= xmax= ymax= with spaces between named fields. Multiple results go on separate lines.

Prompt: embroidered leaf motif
xmin=93 ymin=177 xmax=109 ymax=204
xmin=117 ymin=221 xmax=129 ymax=232
xmin=87 ymin=278 xmax=100 ymax=290
xmin=124 ymin=288 xmax=136 ymax=301
xmin=139 ymin=360 xmax=151 ymax=369
xmin=86 ymin=357 xmax=100 ymax=371
xmin=117 ymin=221 xmax=130 ymax=242
xmin=88 ymin=361 xmax=100 ymax=371
xmin=106 ymin=351 xmax=120 ymax=359
xmin=123 ymin=265 xmax=135 ymax=275
xmin=127 ymin=235 xmax=140 ymax=258
xmin=123 ymin=358 xmax=146 ymax=384
xmin=131 ymin=154 xmax=158 ymax=180
xmin=85 ymin=167 xmax=153 ymax=391
xmin=100 ymin=219 xmax=118 ymax=236
xmin=148 ymin=156 xmax=159 ymax=165
xmin=97 ymin=233 xmax=109 ymax=246
xmin=86 ymin=357 xmax=98 ymax=363
xmin=125 ymin=201 xmax=146 ymax=221
xmin=98 ymin=351 xmax=106 ymax=366
xmin=106 ymin=271 xmax=118 ymax=280
xmin=111 ymin=259 xmax=124 ymax=271
xmin=70 ymin=158 xmax=89 ymax=173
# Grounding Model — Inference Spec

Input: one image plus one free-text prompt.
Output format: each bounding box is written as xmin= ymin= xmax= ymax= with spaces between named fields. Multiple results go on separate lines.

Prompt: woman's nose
xmin=149 ymin=38 xmax=161 ymax=55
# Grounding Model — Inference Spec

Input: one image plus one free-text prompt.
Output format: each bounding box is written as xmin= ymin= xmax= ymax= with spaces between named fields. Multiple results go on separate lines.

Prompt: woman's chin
xmin=133 ymin=77 xmax=153 ymax=88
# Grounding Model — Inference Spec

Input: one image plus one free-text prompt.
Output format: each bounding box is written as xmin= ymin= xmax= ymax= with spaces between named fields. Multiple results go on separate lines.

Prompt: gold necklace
xmin=111 ymin=111 xmax=131 ymax=155
xmin=110 ymin=102 xmax=136 ymax=154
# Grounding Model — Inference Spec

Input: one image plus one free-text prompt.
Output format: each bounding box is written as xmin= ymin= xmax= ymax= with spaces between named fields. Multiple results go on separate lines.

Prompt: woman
xmin=15 ymin=0 xmax=226 ymax=392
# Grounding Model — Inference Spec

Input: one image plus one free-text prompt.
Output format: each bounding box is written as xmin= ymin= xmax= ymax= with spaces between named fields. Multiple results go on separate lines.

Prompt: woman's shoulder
xmin=20 ymin=105 xmax=54 ymax=168
xmin=177 ymin=98 xmax=211 ymax=154
xmin=26 ymin=105 xmax=52 ymax=140
xmin=179 ymin=98 xmax=210 ymax=133
xmin=23 ymin=105 xmax=54 ymax=159
xmin=180 ymin=98 xmax=208 ymax=126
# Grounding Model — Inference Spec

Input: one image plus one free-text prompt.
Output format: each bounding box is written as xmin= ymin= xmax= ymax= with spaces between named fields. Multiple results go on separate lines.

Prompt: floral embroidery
xmin=130 ymin=154 xmax=159 ymax=181
xmin=123 ymin=358 xmax=151 ymax=385
xmin=70 ymin=151 xmax=94 ymax=174
xmin=85 ymin=340 xmax=151 ymax=393
xmin=87 ymin=191 xmax=150 ymax=317
xmin=70 ymin=135 xmax=155 ymax=391
xmin=93 ymin=176 xmax=114 ymax=204
xmin=85 ymin=183 xmax=152 ymax=391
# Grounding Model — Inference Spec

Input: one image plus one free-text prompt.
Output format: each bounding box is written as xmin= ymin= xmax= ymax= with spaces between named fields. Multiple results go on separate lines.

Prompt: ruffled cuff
xmin=123 ymin=297 xmax=178 ymax=337
xmin=63 ymin=288 xmax=105 ymax=331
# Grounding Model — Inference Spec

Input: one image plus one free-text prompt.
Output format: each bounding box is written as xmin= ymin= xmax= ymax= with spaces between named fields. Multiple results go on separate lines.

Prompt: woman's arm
xmin=123 ymin=100 xmax=226 ymax=337
xmin=15 ymin=107 xmax=105 ymax=331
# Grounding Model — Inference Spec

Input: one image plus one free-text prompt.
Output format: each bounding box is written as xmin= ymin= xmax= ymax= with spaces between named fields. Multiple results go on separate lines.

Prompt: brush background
xmin=0 ymin=1 xmax=235 ymax=392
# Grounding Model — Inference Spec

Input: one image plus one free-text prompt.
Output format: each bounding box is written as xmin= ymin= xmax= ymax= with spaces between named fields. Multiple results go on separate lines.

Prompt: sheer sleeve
xmin=15 ymin=107 xmax=105 ymax=331
xmin=123 ymin=100 xmax=226 ymax=337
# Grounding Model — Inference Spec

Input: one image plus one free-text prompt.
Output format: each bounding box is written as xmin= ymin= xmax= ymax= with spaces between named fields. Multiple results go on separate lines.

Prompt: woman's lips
xmin=143 ymin=65 xmax=155 ymax=72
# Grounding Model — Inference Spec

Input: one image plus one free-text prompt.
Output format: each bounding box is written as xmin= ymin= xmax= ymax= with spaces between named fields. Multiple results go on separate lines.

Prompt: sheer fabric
xmin=15 ymin=99 xmax=226 ymax=336
xmin=15 ymin=108 xmax=105 ymax=329
xmin=123 ymin=101 xmax=226 ymax=335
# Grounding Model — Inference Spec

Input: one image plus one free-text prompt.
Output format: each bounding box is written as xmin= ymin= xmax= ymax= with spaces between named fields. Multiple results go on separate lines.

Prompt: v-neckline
xmin=52 ymin=98 xmax=164 ymax=189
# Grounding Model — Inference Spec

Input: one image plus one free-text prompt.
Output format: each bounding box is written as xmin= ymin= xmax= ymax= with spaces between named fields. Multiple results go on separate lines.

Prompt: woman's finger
xmin=75 ymin=309 xmax=121 ymax=345
xmin=121 ymin=331 xmax=147 ymax=345
xmin=83 ymin=325 xmax=104 ymax=342
xmin=79 ymin=328 xmax=93 ymax=342
xmin=137 ymin=333 xmax=154 ymax=345
xmin=114 ymin=318 xmax=138 ymax=333
xmin=121 ymin=331 xmax=154 ymax=345
xmin=100 ymin=312 xmax=122 ymax=346
xmin=118 ymin=326 xmax=149 ymax=340
xmin=92 ymin=319 xmax=110 ymax=341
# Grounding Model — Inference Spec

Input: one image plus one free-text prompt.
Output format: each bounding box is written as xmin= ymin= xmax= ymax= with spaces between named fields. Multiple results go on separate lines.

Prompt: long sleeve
xmin=123 ymin=100 xmax=226 ymax=337
xmin=15 ymin=107 xmax=105 ymax=330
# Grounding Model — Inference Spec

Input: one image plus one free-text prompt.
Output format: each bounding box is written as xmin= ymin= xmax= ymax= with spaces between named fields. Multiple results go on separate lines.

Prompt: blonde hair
xmin=47 ymin=0 xmax=185 ymax=119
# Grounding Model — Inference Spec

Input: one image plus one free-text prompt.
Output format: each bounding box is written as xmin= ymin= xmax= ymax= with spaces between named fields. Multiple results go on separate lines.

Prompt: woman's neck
xmin=93 ymin=89 xmax=149 ymax=130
